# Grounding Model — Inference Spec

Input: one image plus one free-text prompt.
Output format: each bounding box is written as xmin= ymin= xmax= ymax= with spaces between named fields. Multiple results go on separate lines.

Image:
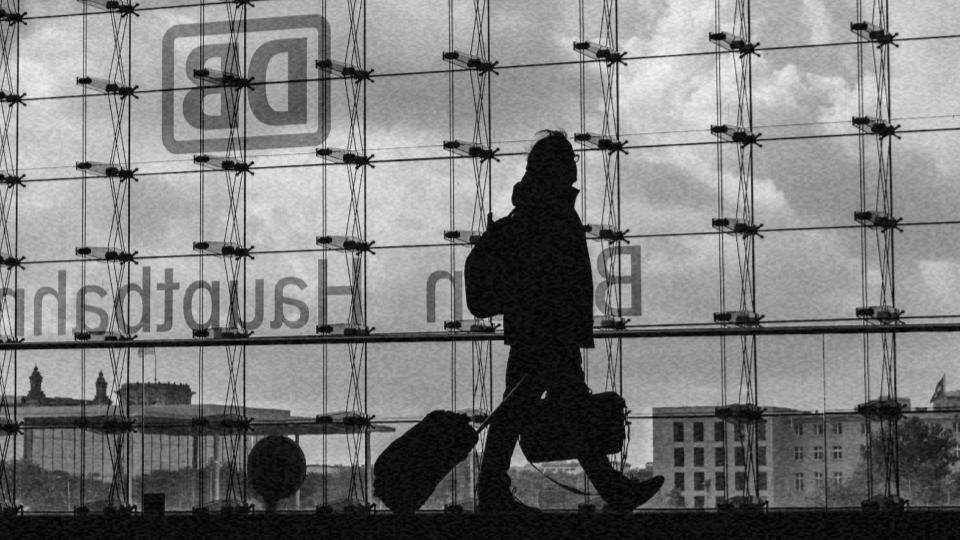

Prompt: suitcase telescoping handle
xmin=474 ymin=374 xmax=528 ymax=434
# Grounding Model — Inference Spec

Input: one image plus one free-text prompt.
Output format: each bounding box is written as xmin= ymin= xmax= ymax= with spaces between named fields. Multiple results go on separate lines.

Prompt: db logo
xmin=161 ymin=15 xmax=329 ymax=153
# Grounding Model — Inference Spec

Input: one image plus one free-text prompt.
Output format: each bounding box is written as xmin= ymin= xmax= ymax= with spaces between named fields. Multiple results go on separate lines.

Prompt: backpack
xmin=464 ymin=212 xmax=518 ymax=318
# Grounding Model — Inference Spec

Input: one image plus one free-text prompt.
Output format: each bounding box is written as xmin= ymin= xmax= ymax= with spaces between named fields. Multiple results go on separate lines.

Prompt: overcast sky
xmin=11 ymin=0 xmax=960 ymax=466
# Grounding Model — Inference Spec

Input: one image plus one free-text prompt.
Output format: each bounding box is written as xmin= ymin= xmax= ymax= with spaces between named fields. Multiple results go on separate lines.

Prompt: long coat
xmin=501 ymin=177 xmax=595 ymax=349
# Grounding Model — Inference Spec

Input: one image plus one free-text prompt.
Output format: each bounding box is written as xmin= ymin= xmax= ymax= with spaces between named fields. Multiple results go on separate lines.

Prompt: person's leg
xmin=539 ymin=345 xmax=626 ymax=497
xmin=546 ymin=345 xmax=663 ymax=508
xmin=477 ymin=344 xmax=544 ymax=498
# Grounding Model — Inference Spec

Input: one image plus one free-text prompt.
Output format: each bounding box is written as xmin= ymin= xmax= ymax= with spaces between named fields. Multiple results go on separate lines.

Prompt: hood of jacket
xmin=511 ymin=174 xmax=579 ymax=214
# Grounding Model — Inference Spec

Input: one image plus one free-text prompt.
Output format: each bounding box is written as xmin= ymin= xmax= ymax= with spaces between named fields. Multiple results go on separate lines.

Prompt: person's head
xmin=524 ymin=129 xmax=578 ymax=188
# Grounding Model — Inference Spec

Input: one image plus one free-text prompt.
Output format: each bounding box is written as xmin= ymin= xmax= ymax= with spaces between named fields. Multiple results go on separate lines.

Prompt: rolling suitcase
xmin=373 ymin=378 xmax=526 ymax=514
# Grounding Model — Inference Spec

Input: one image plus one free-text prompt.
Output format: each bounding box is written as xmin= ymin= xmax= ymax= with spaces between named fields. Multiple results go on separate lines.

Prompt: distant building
xmin=21 ymin=365 xmax=111 ymax=406
xmin=652 ymin=405 xmax=805 ymax=509
xmin=15 ymin=366 xmax=392 ymax=509
xmin=652 ymin=378 xmax=960 ymax=509
xmin=117 ymin=381 xmax=193 ymax=406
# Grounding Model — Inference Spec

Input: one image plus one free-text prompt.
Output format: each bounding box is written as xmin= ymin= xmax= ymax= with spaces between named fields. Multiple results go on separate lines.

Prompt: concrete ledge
xmin=2 ymin=510 xmax=959 ymax=539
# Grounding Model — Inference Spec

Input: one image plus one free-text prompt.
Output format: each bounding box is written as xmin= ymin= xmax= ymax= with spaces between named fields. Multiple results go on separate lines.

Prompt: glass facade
xmin=0 ymin=0 xmax=955 ymax=514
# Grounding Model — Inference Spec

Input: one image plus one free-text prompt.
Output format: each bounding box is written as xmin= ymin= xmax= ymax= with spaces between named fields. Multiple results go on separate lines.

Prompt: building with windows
xmin=652 ymin=378 xmax=960 ymax=508
xmin=653 ymin=406 xmax=794 ymax=508
xmin=771 ymin=409 xmax=870 ymax=508
xmin=652 ymin=405 xmax=881 ymax=508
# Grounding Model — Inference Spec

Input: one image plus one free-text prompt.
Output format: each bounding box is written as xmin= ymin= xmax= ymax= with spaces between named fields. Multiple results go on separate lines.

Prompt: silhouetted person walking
xmin=476 ymin=130 xmax=664 ymax=513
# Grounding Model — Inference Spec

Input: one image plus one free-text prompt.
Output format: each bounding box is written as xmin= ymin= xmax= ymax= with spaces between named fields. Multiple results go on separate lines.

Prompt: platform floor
xmin=3 ymin=510 xmax=959 ymax=539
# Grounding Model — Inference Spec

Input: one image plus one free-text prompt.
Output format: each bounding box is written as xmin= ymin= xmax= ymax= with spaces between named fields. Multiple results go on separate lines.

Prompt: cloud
xmin=12 ymin=1 xmax=960 ymax=470
xmin=917 ymin=259 xmax=960 ymax=307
